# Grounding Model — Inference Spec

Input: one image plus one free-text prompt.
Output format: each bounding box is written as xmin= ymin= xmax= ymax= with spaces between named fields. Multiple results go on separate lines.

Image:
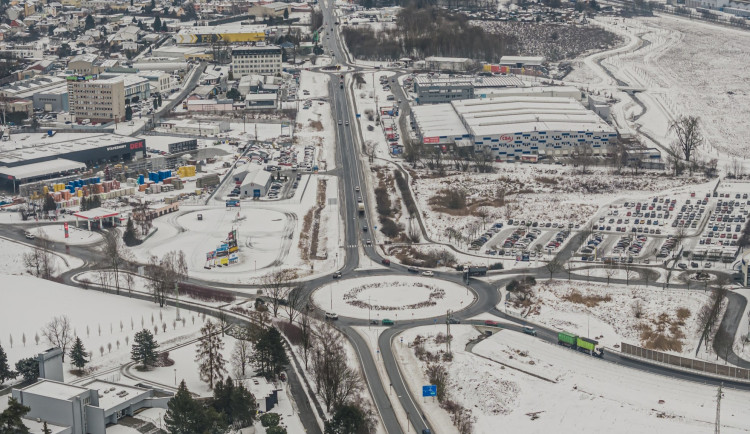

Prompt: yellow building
xmin=175 ymin=25 xmax=266 ymax=44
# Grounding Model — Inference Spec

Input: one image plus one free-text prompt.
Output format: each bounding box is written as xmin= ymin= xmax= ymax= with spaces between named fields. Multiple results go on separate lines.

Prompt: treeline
xmin=342 ymin=5 xmax=516 ymax=62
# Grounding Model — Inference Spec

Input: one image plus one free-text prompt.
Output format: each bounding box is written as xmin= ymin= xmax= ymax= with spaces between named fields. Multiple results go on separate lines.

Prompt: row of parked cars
xmin=698 ymin=196 xmax=749 ymax=246
xmin=657 ymin=236 xmax=677 ymax=258
xmin=470 ymin=222 xmax=504 ymax=250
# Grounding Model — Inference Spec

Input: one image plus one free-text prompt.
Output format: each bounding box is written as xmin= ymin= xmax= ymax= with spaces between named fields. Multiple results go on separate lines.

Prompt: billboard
xmin=423 ymin=136 xmax=439 ymax=144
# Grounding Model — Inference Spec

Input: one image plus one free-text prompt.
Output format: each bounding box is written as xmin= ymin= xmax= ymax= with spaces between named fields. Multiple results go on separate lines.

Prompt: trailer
xmin=557 ymin=331 xmax=577 ymax=348
xmin=358 ymin=203 xmax=365 ymax=215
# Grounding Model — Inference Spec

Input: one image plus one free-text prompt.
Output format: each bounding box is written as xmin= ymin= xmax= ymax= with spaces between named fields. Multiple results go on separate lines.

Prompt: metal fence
xmin=621 ymin=342 xmax=750 ymax=382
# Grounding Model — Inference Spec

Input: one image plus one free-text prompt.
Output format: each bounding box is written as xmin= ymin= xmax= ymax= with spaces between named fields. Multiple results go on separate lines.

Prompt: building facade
xmin=231 ymin=45 xmax=282 ymax=76
xmin=67 ymin=76 xmax=126 ymax=123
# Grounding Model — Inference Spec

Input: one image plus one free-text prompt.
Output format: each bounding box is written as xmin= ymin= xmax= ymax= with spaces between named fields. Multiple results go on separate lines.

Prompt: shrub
xmin=393 ymin=170 xmax=418 ymax=216
xmin=380 ymin=218 xmax=402 ymax=238
xmin=266 ymin=427 xmax=287 ymax=434
xmin=375 ymin=186 xmax=392 ymax=217
xmin=260 ymin=413 xmax=280 ymax=427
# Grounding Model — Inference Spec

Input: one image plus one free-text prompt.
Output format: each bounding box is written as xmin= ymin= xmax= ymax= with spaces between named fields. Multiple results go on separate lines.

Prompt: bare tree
xmin=144 ymin=250 xmax=188 ymax=308
xmin=230 ymin=329 xmax=252 ymax=379
xmin=363 ymin=140 xmax=377 ymax=163
xmin=631 ymin=299 xmax=644 ymax=319
xmin=573 ymin=143 xmax=595 ymax=174
xmin=544 ymin=257 xmax=563 ymax=279
xmin=23 ymin=232 xmax=56 ymax=279
xmin=261 ymin=269 xmax=298 ymax=317
xmin=604 ymin=267 xmax=617 ymax=285
xmin=670 ymin=115 xmax=704 ymax=169
xmin=283 ymin=285 xmax=305 ymax=324
xmin=714 ymin=328 xmax=734 ymax=364
xmin=310 ymin=323 xmax=363 ymax=412
xmin=131 ymin=199 xmax=154 ymax=236
xmin=299 ymin=305 xmax=314 ymax=370
xmin=100 ymin=229 xmax=129 ymax=295
xmin=42 ymin=315 xmax=72 ymax=362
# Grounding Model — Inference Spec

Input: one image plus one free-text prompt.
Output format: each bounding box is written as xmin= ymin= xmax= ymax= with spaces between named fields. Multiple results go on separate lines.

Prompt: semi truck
xmin=557 ymin=331 xmax=603 ymax=358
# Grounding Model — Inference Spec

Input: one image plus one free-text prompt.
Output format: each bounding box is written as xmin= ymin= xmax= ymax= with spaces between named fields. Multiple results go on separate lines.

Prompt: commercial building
xmin=67 ymin=53 xmax=103 ymax=75
xmin=0 ymin=132 xmax=146 ymax=190
xmin=231 ymin=45 xmax=282 ymax=76
xmin=67 ymin=75 xmax=126 ymax=123
xmin=245 ymin=93 xmax=277 ymax=109
xmin=248 ymin=1 xmax=291 ymax=17
xmin=413 ymin=74 xmax=525 ymax=104
xmin=412 ymin=95 xmax=616 ymax=159
xmin=12 ymin=379 xmax=171 ymax=434
xmin=33 ymin=86 xmax=69 ymax=113
xmin=175 ymin=24 xmax=266 ymax=44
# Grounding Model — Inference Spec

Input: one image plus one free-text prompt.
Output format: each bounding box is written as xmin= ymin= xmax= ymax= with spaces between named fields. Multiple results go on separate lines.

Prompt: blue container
xmin=137 ymin=175 xmax=145 ymax=185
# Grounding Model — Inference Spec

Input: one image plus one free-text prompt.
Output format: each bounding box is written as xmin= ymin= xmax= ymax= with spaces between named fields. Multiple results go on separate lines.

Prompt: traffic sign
xmin=422 ymin=385 xmax=437 ymax=397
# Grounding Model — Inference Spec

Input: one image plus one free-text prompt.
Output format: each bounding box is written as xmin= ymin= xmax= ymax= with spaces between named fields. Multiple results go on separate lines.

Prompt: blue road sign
xmin=422 ymin=385 xmax=437 ymax=397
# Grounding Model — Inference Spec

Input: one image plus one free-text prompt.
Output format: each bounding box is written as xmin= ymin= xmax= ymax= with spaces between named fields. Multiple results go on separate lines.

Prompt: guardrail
xmin=620 ymin=342 xmax=750 ymax=384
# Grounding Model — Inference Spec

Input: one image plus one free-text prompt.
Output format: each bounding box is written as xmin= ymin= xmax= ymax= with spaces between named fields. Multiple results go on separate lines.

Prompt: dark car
xmin=362 ymin=225 xmax=368 ymax=232
xmin=447 ymin=318 xmax=460 ymax=324
xmin=381 ymin=258 xmax=391 ymax=266
xmin=407 ymin=267 xmax=419 ymax=273
xmin=332 ymin=271 xmax=342 ymax=278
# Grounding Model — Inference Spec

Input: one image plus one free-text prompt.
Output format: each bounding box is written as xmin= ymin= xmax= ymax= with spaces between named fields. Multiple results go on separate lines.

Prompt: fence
xmin=620 ymin=342 xmax=750 ymax=382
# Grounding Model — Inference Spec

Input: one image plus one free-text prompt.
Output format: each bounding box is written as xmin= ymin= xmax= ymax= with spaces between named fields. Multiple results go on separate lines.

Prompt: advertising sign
xmin=423 ymin=136 xmax=439 ymax=144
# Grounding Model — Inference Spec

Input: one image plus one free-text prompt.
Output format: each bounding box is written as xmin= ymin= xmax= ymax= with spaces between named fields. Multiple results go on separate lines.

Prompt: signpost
xmin=422 ymin=384 xmax=437 ymax=402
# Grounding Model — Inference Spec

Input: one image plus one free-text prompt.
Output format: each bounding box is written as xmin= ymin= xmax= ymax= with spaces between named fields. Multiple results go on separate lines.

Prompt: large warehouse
xmin=411 ymin=94 xmax=617 ymax=160
xmin=0 ymin=132 xmax=146 ymax=190
xmin=175 ymin=25 xmax=267 ymax=44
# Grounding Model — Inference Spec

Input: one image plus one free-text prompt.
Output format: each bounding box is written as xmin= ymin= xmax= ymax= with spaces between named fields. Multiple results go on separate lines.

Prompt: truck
xmin=358 ymin=203 xmax=365 ymax=214
xmin=462 ymin=265 xmax=488 ymax=277
xmin=225 ymin=200 xmax=240 ymax=207
xmin=558 ymin=331 xmax=603 ymax=358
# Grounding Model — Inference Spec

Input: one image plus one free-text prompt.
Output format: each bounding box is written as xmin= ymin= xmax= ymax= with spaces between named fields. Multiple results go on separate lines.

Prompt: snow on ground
xmin=394 ymin=324 xmax=750 ymax=433
xmin=0 ymin=275 xmax=202 ymax=382
xmin=296 ymin=72 xmax=336 ymax=171
xmin=511 ymin=279 xmax=707 ymax=355
xmin=0 ymin=237 xmax=82 ymax=276
xmin=411 ymin=162 xmax=708 ymax=252
xmin=311 ymin=275 xmax=475 ymax=320
xmin=566 ymin=14 xmax=750 ymax=173
xmin=29 ymin=223 xmax=103 ymax=245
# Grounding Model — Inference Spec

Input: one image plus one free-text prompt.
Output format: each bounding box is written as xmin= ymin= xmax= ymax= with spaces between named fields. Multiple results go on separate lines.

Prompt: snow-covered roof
xmin=73 ymin=208 xmax=120 ymax=220
xmin=83 ymin=380 xmax=150 ymax=410
xmin=0 ymin=158 xmax=85 ymax=181
xmin=20 ymin=379 xmax=88 ymax=400
xmin=452 ymin=96 xmax=615 ymax=137
xmin=411 ymin=103 xmax=468 ymax=139
xmin=499 ymin=56 xmax=546 ymax=66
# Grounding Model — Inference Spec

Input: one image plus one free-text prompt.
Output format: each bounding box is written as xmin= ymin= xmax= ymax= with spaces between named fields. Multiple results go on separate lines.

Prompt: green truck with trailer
xmin=557 ymin=332 xmax=603 ymax=358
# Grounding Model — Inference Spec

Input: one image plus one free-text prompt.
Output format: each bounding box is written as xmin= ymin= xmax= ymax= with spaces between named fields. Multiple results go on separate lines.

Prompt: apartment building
xmin=67 ymin=76 xmax=126 ymax=123
xmin=231 ymin=45 xmax=282 ymax=76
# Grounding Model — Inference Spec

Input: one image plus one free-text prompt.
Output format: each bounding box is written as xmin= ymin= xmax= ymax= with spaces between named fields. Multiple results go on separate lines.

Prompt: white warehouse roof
xmin=452 ymin=96 xmax=614 ymax=137
xmin=411 ymin=104 xmax=468 ymax=139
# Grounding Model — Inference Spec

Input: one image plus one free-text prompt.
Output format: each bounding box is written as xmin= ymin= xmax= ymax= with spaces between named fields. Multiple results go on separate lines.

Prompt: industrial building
xmin=12 ymin=379 xmax=170 ymax=434
xmin=423 ymin=56 xmax=473 ymax=72
xmin=240 ymin=169 xmax=273 ymax=197
xmin=175 ymin=25 xmax=266 ymax=44
xmin=411 ymin=94 xmax=616 ymax=160
xmin=0 ymin=132 xmax=146 ymax=190
xmin=157 ymin=119 xmax=230 ymax=136
xmin=413 ymin=74 xmax=525 ymax=104
xmin=231 ymin=45 xmax=283 ymax=76
xmin=66 ymin=75 xmax=126 ymax=123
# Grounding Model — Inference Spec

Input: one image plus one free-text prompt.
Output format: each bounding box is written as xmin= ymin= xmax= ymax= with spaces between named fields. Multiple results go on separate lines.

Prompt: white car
xmin=325 ymin=312 xmax=339 ymax=320
xmin=421 ymin=270 xmax=434 ymax=277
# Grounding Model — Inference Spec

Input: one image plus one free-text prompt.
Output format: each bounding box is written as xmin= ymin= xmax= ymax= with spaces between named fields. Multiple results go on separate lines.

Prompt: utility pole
xmin=715 ymin=382 xmax=723 ymax=434
xmin=446 ymin=309 xmax=452 ymax=356
xmin=174 ymin=281 xmax=180 ymax=320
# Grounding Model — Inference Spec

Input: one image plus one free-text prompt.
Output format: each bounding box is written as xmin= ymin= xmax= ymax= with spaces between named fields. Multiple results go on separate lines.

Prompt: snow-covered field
xmin=512 ymin=279 xmax=707 ymax=354
xmin=311 ymin=275 xmax=474 ymax=320
xmin=566 ymin=14 xmax=750 ymax=172
xmin=393 ymin=325 xmax=750 ymax=433
xmin=0 ymin=237 xmax=82 ymax=276
xmin=0 ymin=275 xmax=202 ymax=382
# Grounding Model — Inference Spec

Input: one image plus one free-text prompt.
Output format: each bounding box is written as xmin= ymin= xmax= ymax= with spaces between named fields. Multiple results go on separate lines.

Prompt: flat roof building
xmin=231 ymin=45 xmax=283 ymax=76
xmin=12 ymin=379 xmax=170 ymax=434
xmin=412 ymin=74 xmax=525 ymax=104
xmin=67 ymin=75 xmax=126 ymax=123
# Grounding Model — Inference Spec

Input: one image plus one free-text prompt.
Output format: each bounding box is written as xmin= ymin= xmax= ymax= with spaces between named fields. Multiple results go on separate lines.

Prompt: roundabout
xmin=311 ymin=275 xmax=475 ymax=320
